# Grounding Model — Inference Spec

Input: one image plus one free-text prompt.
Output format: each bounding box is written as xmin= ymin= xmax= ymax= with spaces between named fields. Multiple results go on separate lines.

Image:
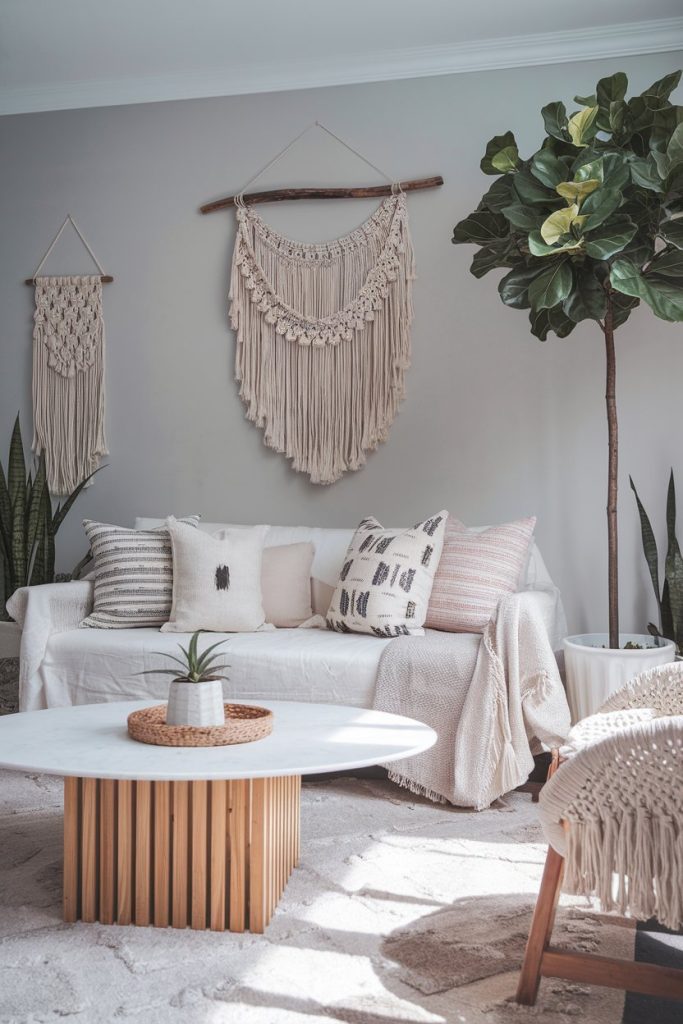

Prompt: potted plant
xmin=452 ymin=70 xmax=682 ymax=714
xmin=139 ymin=631 xmax=230 ymax=727
xmin=1 ymin=414 xmax=97 ymax=658
xmin=631 ymin=471 xmax=683 ymax=657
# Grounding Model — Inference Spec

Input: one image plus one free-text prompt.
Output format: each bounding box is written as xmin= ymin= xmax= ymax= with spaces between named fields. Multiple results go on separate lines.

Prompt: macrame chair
xmin=516 ymin=662 xmax=683 ymax=1006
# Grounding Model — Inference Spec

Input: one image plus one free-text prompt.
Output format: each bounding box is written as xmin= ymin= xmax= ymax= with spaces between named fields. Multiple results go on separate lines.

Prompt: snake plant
xmin=630 ymin=471 xmax=683 ymax=654
xmin=138 ymin=631 xmax=230 ymax=683
xmin=0 ymin=414 xmax=98 ymax=619
xmin=453 ymin=70 xmax=683 ymax=649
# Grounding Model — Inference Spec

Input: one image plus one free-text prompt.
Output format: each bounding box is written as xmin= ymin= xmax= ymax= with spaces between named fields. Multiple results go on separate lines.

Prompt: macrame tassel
xmin=229 ymin=195 xmax=415 ymax=484
xmin=32 ymin=275 xmax=107 ymax=494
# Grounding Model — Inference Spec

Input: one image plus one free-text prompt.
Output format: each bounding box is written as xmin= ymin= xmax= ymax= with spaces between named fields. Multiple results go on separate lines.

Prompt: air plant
xmin=138 ymin=631 xmax=230 ymax=683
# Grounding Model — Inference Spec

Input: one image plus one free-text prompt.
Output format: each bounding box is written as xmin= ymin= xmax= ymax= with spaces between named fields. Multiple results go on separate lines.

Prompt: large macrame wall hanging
xmin=27 ymin=216 xmax=112 ymax=495
xmin=201 ymin=123 xmax=443 ymax=485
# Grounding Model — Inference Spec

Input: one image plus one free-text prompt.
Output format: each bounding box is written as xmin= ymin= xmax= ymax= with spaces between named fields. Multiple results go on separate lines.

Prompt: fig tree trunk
xmin=604 ymin=294 xmax=619 ymax=649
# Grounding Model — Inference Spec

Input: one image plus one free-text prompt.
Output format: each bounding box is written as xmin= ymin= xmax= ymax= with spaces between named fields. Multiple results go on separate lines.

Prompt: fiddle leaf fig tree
xmin=453 ymin=70 xmax=683 ymax=650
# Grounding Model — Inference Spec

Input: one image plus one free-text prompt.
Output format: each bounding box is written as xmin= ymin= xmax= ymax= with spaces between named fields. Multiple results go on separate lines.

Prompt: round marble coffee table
xmin=0 ymin=700 xmax=435 ymax=934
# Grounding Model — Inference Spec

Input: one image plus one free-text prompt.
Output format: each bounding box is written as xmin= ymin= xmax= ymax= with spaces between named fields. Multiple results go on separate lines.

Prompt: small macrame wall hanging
xmin=201 ymin=123 xmax=443 ymax=485
xmin=26 ymin=216 xmax=113 ymax=495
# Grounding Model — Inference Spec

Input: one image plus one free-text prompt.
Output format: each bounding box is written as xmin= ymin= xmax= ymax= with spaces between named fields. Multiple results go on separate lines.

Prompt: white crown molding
xmin=1 ymin=17 xmax=682 ymax=116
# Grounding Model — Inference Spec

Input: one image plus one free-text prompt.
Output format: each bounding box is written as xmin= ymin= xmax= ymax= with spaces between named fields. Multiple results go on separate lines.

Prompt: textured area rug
xmin=0 ymin=770 xmax=634 ymax=1024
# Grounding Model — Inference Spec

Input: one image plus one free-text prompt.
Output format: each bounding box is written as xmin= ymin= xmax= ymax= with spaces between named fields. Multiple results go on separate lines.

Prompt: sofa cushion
xmin=80 ymin=515 xmax=200 ymax=629
xmin=326 ymin=512 xmax=448 ymax=637
xmin=162 ymin=519 xmax=268 ymax=633
xmin=425 ymin=516 xmax=536 ymax=633
xmin=260 ymin=542 xmax=314 ymax=627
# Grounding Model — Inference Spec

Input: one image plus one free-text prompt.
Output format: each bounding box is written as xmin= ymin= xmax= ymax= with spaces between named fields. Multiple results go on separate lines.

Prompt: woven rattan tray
xmin=127 ymin=703 xmax=273 ymax=747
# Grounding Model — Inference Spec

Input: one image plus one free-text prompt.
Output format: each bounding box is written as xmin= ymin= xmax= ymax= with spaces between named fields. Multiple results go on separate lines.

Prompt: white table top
xmin=0 ymin=700 xmax=436 ymax=781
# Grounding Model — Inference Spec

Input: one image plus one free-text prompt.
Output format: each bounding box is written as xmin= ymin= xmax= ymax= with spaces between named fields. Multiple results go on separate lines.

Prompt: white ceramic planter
xmin=0 ymin=621 xmax=21 ymax=660
xmin=564 ymin=633 xmax=676 ymax=722
xmin=166 ymin=679 xmax=225 ymax=727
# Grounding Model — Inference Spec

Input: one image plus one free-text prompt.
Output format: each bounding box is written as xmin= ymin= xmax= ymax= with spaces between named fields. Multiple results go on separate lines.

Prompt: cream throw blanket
xmin=373 ymin=590 xmax=571 ymax=809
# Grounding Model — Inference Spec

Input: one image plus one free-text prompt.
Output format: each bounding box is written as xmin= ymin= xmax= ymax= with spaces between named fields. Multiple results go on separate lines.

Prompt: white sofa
xmin=9 ymin=520 xmax=566 ymax=713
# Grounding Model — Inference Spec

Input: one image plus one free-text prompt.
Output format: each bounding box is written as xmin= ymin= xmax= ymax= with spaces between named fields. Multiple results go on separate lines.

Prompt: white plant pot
xmin=0 ymin=621 xmax=21 ymax=660
xmin=166 ymin=679 xmax=225 ymax=727
xmin=564 ymin=633 xmax=676 ymax=722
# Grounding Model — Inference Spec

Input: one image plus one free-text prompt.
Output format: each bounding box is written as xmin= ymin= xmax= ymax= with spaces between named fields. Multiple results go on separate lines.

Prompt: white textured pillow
xmin=80 ymin=515 xmax=200 ymax=629
xmin=161 ymin=519 xmax=268 ymax=633
xmin=260 ymin=542 xmax=314 ymax=627
xmin=326 ymin=512 xmax=448 ymax=637
xmin=425 ymin=516 xmax=536 ymax=633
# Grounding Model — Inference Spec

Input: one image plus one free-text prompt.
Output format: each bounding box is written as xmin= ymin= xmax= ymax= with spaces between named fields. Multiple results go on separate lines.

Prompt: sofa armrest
xmin=7 ymin=581 xmax=94 ymax=711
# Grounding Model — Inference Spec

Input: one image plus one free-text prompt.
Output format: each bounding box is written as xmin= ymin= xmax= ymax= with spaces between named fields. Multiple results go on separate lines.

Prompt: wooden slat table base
xmin=62 ymin=775 xmax=301 ymax=932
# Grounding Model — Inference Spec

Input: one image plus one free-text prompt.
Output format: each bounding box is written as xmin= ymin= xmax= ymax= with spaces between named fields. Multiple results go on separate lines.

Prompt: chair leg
xmin=515 ymin=845 xmax=565 ymax=1005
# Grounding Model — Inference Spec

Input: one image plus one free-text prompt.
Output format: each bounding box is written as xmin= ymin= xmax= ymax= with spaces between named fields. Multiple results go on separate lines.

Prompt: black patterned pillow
xmin=326 ymin=512 xmax=448 ymax=637
xmin=79 ymin=516 xmax=200 ymax=628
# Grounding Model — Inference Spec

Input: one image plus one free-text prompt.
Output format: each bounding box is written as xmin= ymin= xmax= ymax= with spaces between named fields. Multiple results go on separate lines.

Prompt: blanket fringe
xmin=386 ymin=769 xmax=448 ymax=805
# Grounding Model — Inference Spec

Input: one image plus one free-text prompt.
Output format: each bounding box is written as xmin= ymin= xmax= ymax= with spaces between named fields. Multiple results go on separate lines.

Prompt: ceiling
xmin=1 ymin=0 xmax=682 ymax=115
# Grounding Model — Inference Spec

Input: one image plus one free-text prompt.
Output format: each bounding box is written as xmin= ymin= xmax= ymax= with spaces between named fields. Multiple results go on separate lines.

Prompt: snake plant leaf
xmin=659 ymin=221 xmax=683 ymax=250
xmin=9 ymin=423 xmax=27 ymax=590
xmin=643 ymin=71 xmax=682 ymax=101
xmin=563 ymin=268 xmax=607 ymax=323
xmin=453 ymin=210 xmax=509 ymax=245
xmin=583 ymin=218 xmax=637 ymax=260
xmin=24 ymin=454 xmax=47 ymax=575
xmin=0 ymin=461 xmax=11 ymax=578
xmin=579 ymin=187 xmax=623 ymax=231
xmin=568 ymin=106 xmax=599 ymax=148
xmin=611 ymin=258 xmax=683 ymax=321
xmin=541 ymin=101 xmax=568 ymax=142
xmin=530 ymin=150 xmax=568 ymax=189
xmin=51 ymin=465 xmax=102 ymax=534
xmin=630 ymin=476 xmax=661 ymax=611
xmin=501 ymin=203 xmax=543 ymax=232
xmin=528 ymin=260 xmax=573 ymax=312
xmin=665 ymin=537 xmax=683 ymax=652
xmin=498 ymin=264 xmax=545 ymax=309
xmin=480 ymin=132 xmax=520 ymax=175
xmin=555 ymin=178 xmax=600 ymax=203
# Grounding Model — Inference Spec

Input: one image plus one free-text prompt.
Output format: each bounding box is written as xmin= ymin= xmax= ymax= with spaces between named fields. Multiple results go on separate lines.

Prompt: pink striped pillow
xmin=425 ymin=517 xmax=536 ymax=633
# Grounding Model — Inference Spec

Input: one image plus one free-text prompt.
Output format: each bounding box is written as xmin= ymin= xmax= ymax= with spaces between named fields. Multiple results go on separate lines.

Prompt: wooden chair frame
xmin=516 ymin=752 xmax=683 ymax=1006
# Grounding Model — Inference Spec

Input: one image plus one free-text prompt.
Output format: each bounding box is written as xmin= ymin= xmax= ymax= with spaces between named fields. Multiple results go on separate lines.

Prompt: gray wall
xmin=1 ymin=52 xmax=682 ymax=635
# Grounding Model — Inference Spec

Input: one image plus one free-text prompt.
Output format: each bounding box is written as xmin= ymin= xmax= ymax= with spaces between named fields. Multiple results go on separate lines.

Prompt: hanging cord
xmin=31 ymin=214 xmax=107 ymax=281
xmin=234 ymin=121 xmax=401 ymax=204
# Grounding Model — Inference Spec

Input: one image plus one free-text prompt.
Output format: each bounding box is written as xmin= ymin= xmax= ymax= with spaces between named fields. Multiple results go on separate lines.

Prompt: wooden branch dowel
xmin=24 ymin=275 xmax=113 ymax=285
xmin=199 ymin=176 xmax=444 ymax=214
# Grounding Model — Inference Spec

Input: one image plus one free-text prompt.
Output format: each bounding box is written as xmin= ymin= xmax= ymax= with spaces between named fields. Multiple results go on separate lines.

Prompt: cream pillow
xmin=326 ymin=512 xmax=448 ymax=637
xmin=425 ymin=516 xmax=536 ymax=633
xmin=161 ymin=518 xmax=268 ymax=633
xmin=261 ymin=542 xmax=314 ymax=627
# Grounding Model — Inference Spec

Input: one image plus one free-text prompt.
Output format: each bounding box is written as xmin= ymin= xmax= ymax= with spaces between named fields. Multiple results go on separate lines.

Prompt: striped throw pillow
xmin=79 ymin=516 xmax=200 ymax=629
xmin=425 ymin=517 xmax=536 ymax=633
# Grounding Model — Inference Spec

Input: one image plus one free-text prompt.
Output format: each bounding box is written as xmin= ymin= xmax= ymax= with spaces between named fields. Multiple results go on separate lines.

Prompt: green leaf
xmin=24 ymin=454 xmax=47 ymax=576
xmin=648 ymin=248 xmax=683 ymax=278
xmin=629 ymin=155 xmax=663 ymax=192
xmin=196 ymin=638 xmax=230 ymax=673
xmin=542 ymin=101 xmax=568 ymax=142
xmin=498 ymin=264 xmax=545 ymax=310
xmin=642 ymin=71 xmax=682 ymax=101
xmin=597 ymin=72 xmax=628 ymax=108
xmin=512 ymin=167 xmax=555 ymax=206
xmin=568 ymin=106 xmax=599 ymax=148
xmin=573 ymin=156 xmax=604 ymax=183
xmin=611 ymin=291 xmax=639 ymax=330
xmin=659 ymin=221 xmax=683 ymax=250
xmin=583 ymin=218 xmax=637 ymax=259
xmin=574 ymin=93 xmax=596 ymax=107
xmin=530 ymin=150 xmax=567 ymax=189
xmin=51 ymin=465 xmax=103 ymax=533
xmin=479 ymin=176 xmax=515 ymax=214
xmin=9 ymin=418 xmax=26 ymax=590
xmin=480 ymin=132 xmax=519 ymax=175
xmin=528 ymin=260 xmax=573 ymax=311
xmin=453 ymin=210 xmax=509 ymax=245
xmin=630 ymin=476 xmax=662 ymax=620
xmin=501 ymin=203 xmax=543 ymax=232
xmin=528 ymin=305 xmax=575 ymax=340
xmin=601 ymin=152 xmax=631 ymax=191
xmin=527 ymin=230 xmax=583 ymax=258
xmin=470 ymin=246 xmax=502 ymax=278
xmin=563 ymin=268 xmax=608 ymax=322
xmin=611 ymin=257 xmax=683 ymax=321
xmin=540 ymin=204 xmax=585 ymax=244
xmin=665 ymin=535 xmax=683 ymax=652
xmin=580 ymin=187 xmax=623 ymax=231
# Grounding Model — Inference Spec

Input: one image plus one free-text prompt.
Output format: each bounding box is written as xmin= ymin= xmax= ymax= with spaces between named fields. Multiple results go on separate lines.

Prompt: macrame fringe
xmin=563 ymin=810 xmax=683 ymax=931
xmin=32 ymin=276 xmax=107 ymax=495
xmin=229 ymin=195 xmax=415 ymax=484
